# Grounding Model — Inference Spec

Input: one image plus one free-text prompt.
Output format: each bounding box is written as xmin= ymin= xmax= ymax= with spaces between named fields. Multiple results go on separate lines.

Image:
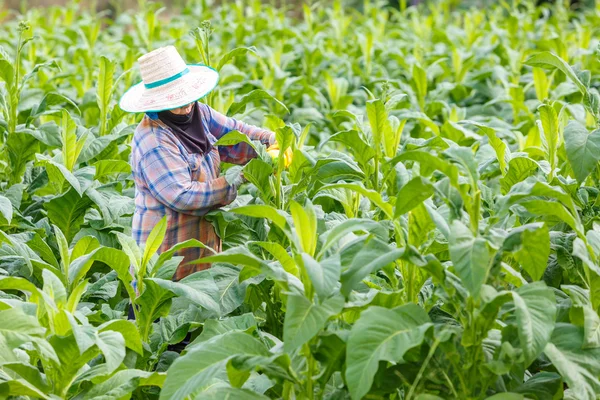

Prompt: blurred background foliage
xmin=1 ymin=0 xmax=596 ymax=15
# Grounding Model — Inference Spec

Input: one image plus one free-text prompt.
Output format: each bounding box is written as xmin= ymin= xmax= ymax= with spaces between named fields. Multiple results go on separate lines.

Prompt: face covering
xmin=157 ymin=102 xmax=212 ymax=155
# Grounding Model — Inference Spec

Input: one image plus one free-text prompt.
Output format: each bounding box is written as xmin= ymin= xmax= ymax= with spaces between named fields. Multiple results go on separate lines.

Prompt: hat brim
xmin=118 ymin=64 xmax=219 ymax=113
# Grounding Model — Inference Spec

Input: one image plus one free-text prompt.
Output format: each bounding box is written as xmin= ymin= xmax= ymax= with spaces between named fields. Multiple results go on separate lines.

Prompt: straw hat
xmin=119 ymin=46 xmax=219 ymax=113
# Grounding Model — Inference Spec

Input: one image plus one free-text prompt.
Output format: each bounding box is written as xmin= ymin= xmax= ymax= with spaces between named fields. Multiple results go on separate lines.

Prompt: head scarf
xmin=157 ymin=102 xmax=212 ymax=155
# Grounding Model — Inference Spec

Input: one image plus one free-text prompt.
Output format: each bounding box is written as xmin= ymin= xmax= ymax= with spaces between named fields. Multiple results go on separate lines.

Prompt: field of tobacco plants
xmin=2 ymin=0 xmax=600 ymax=398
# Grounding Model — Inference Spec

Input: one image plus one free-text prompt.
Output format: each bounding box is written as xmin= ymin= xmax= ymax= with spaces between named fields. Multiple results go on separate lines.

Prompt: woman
xmin=119 ymin=45 xmax=281 ymax=281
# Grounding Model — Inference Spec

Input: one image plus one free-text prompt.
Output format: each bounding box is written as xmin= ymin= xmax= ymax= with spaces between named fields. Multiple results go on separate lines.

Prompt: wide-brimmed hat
xmin=119 ymin=45 xmax=219 ymax=113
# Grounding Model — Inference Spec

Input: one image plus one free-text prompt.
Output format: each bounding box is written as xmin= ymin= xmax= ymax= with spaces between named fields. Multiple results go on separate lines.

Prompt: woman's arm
xmin=206 ymin=105 xmax=275 ymax=165
xmin=139 ymin=146 xmax=237 ymax=215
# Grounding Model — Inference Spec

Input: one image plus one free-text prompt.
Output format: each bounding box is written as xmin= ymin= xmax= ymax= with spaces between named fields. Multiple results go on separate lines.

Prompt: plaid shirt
xmin=130 ymin=102 xmax=274 ymax=281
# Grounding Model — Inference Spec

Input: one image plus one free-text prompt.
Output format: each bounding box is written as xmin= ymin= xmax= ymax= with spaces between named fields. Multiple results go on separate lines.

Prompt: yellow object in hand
xmin=267 ymin=144 xmax=293 ymax=168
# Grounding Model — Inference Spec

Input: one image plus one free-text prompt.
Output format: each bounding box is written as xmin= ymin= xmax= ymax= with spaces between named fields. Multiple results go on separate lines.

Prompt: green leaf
xmin=341 ymin=238 xmax=406 ymax=296
xmin=538 ymin=102 xmax=560 ymax=174
xmin=0 ymin=194 xmax=13 ymax=224
xmin=395 ymin=176 xmax=434 ymax=217
xmin=533 ymin=67 xmax=550 ymax=101
xmin=503 ymin=224 xmax=550 ymax=281
xmin=97 ymin=56 xmax=116 ymax=137
xmin=98 ymin=319 xmax=143 ymax=355
xmin=514 ymin=372 xmax=563 ymax=400
xmin=317 ymin=218 xmax=387 ymax=259
xmin=96 ymin=330 xmax=126 ymax=374
xmin=196 ymin=386 xmax=269 ymax=400
xmin=115 ymin=231 xmax=142 ymax=273
xmin=92 ymin=159 xmax=131 ymax=179
xmin=0 ymin=307 xmax=46 ymax=363
xmin=141 ymin=216 xmax=167 ymax=277
xmin=301 ymin=253 xmax=340 ymax=300
xmin=525 ymin=52 xmax=587 ymax=94
xmin=544 ymin=324 xmax=600 ymax=400
xmin=366 ymin=98 xmax=390 ymax=150
xmin=44 ymin=189 xmax=92 ymax=243
xmin=217 ymin=46 xmax=257 ymax=71
xmin=283 ymin=293 xmax=344 ymax=352
xmin=74 ymin=370 xmax=165 ymax=399
xmin=214 ymin=130 xmax=257 ymax=151
xmin=232 ymin=205 xmax=289 ymax=233
xmin=228 ymin=89 xmax=289 ymax=116
xmin=564 ymin=120 xmax=600 ymax=183
xmin=160 ymin=332 xmax=269 ymax=400
xmin=290 ymin=200 xmax=317 ymax=256
xmin=346 ymin=304 xmax=432 ymax=400
xmin=449 ymin=220 xmax=495 ymax=298
xmin=391 ymin=151 xmax=459 ymax=185
xmin=147 ymin=278 xmax=220 ymax=313
xmin=253 ymin=241 xmax=298 ymax=277
xmin=135 ymin=279 xmax=175 ymax=341
xmin=318 ymin=183 xmax=393 ymax=219
xmin=512 ymin=282 xmax=556 ymax=366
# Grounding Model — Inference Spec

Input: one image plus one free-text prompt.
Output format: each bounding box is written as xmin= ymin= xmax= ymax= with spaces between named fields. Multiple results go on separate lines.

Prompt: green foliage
xmin=1 ymin=1 xmax=600 ymax=399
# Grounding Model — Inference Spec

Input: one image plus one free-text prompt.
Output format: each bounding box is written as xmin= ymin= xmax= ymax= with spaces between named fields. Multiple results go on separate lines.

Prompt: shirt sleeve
xmin=138 ymin=146 xmax=237 ymax=215
xmin=206 ymin=105 xmax=276 ymax=164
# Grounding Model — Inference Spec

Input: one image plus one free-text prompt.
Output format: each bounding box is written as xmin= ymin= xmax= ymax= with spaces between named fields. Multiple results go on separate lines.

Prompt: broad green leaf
xmin=290 ymin=200 xmax=317 ymax=256
xmin=564 ymin=120 xmax=600 ymax=183
xmin=135 ymin=279 xmax=175 ymax=341
xmin=214 ymin=130 xmax=257 ymax=151
xmin=0 ymin=379 xmax=49 ymax=399
xmin=153 ymin=238 xmax=213 ymax=275
xmin=98 ymin=319 xmax=143 ymax=355
xmin=514 ymin=372 xmax=563 ymax=400
xmin=533 ymin=67 xmax=550 ymax=101
xmin=97 ymin=56 xmax=115 ymax=137
xmin=196 ymin=386 xmax=268 ymax=399
xmin=253 ymin=241 xmax=298 ymax=276
xmin=96 ymin=330 xmax=126 ymax=374
xmin=366 ymin=98 xmax=390 ymax=150
xmin=412 ymin=64 xmax=427 ymax=109
xmin=544 ymin=324 xmax=600 ymax=400
xmin=538 ymin=102 xmax=560 ymax=175
xmin=391 ymin=151 xmax=459 ymax=185
xmin=44 ymin=188 xmax=92 ymax=242
xmin=503 ymin=224 xmax=550 ymax=281
xmin=525 ymin=52 xmax=587 ymax=94
xmin=141 ymin=216 xmax=167 ymax=277
xmin=115 ymin=231 xmax=142 ymax=273
xmin=0 ymin=307 xmax=46 ymax=363
xmin=318 ymin=183 xmax=393 ymax=219
xmin=0 ymin=194 xmax=13 ymax=224
xmin=68 ymin=247 xmax=130 ymax=290
xmin=160 ymin=332 xmax=269 ymax=400
xmin=301 ymin=253 xmax=340 ymax=300
xmin=512 ymin=282 xmax=556 ymax=366
xmin=283 ymin=293 xmax=344 ymax=352
xmin=341 ymin=239 xmax=405 ymax=296
xmin=519 ymin=199 xmax=584 ymax=238
xmin=193 ymin=314 xmax=258 ymax=344
xmin=317 ymin=218 xmax=387 ymax=259
xmin=148 ymin=277 xmax=219 ymax=312
xmin=232 ymin=205 xmax=288 ymax=232
xmin=0 ymin=362 xmax=50 ymax=394
xmin=74 ymin=370 xmax=165 ymax=399
xmin=346 ymin=304 xmax=432 ymax=400
xmin=395 ymin=176 xmax=434 ymax=217
xmin=92 ymin=159 xmax=131 ymax=179
xmin=217 ymin=46 xmax=257 ymax=71
xmin=228 ymin=89 xmax=288 ymax=116
xmin=449 ymin=220 xmax=495 ymax=298
xmin=36 ymin=154 xmax=82 ymax=195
